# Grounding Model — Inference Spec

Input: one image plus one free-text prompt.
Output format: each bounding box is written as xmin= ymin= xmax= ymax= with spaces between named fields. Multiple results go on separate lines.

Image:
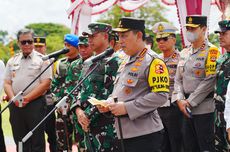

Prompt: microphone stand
xmin=61 ymin=101 xmax=69 ymax=152
xmin=114 ymin=97 xmax=125 ymax=152
xmin=19 ymin=62 xmax=101 ymax=152
xmin=1 ymin=58 xmax=57 ymax=114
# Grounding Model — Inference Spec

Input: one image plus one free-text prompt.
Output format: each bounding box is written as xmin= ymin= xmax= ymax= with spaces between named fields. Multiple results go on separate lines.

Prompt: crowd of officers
xmin=0 ymin=15 xmax=230 ymax=152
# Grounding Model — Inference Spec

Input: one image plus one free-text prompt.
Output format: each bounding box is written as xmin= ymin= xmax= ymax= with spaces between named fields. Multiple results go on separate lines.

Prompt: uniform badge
xmin=124 ymin=87 xmax=132 ymax=95
xmin=155 ymin=64 xmax=164 ymax=74
xmin=158 ymin=24 xmax=164 ymax=32
xmin=127 ymin=79 xmax=133 ymax=84
xmin=134 ymin=62 xmax=141 ymax=66
xmin=194 ymin=69 xmax=202 ymax=77
xmin=188 ymin=17 xmax=193 ymax=24
xmin=148 ymin=58 xmax=169 ymax=93
xmin=172 ymin=53 xmax=177 ymax=59
xmin=195 ymin=62 xmax=201 ymax=67
xmin=131 ymin=67 xmax=138 ymax=72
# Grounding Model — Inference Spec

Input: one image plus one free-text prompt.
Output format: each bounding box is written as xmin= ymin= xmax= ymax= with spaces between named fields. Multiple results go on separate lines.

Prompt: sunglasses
xmin=20 ymin=40 xmax=33 ymax=45
xmin=156 ymin=37 xmax=170 ymax=42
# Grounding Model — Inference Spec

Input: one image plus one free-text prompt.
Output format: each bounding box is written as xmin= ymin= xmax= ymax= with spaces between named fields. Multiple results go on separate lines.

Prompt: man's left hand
xmin=108 ymin=102 xmax=127 ymax=116
xmin=14 ymin=97 xmax=30 ymax=108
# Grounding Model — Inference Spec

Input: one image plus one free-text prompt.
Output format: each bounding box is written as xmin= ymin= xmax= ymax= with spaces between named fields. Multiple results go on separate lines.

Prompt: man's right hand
xmin=177 ymin=100 xmax=192 ymax=118
xmin=76 ymin=108 xmax=90 ymax=132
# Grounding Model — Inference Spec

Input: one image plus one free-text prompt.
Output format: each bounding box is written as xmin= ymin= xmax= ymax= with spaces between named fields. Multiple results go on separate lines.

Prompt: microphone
xmin=85 ymin=48 xmax=114 ymax=64
xmin=42 ymin=48 xmax=70 ymax=61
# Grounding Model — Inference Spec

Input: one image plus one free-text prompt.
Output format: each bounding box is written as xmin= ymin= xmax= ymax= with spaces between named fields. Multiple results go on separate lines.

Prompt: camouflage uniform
xmin=72 ymin=54 xmax=120 ymax=152
xmin=214 ymin=53 xmax=230 ymax=151
xmin=51 ymin=56 xmax=80 ymax=152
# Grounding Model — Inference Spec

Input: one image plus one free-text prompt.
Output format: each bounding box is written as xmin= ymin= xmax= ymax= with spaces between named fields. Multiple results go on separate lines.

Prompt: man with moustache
xmin=4 ymin=28 xmax=52 ymax=152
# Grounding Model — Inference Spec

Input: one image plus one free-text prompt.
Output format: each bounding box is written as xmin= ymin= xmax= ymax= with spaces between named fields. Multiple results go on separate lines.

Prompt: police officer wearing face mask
xmin=173 ymin=15 xmax=220 ymax=152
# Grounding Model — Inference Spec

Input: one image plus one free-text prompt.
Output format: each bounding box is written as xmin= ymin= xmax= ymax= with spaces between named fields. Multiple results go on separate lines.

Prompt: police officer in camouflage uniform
xmin=152 ymin=22 xmax=183 ymax=152
xmin=173 ymin=15 xmax=220 ymax=152
xmin=99 ymin=17 xmax=169 ymax=152
xmin=67 ymin=36 xmax=94 ymax=152
xmin=51 ymin=34 xmax=79 ymax=152
xmin=214 ymin=19 xmax=230 ymax=152
xmin=73 ymin=23 xmax=120 ymax=152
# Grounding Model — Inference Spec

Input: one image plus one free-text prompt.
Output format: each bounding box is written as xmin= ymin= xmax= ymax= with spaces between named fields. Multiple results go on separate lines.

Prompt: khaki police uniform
xmin=5 ymin=50 xmax=52 ymax=152
xmin=153 ymin=22 xmax=183 ymax=152
xmin=173 ymin=40 xmax=220 ymax=151
xmin=173 ymin=42 xmax=219 ymax=114
xmin=112 ymin=48 xmax=169 ymax=138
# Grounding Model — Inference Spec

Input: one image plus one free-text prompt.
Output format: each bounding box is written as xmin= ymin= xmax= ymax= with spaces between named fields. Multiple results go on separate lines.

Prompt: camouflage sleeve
xmin=104 ymin=56 xmax=120 ymax=95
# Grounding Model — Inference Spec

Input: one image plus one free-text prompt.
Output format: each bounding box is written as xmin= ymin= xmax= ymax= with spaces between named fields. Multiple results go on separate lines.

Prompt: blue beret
xmin=64 ymin=34 xmax=79 ymax=47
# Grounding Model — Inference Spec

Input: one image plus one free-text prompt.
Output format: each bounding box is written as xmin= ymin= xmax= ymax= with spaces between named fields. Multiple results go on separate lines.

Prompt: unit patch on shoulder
xmin=205 ymin=47 xmax=220 ymax=76
xmin=148 ymin=58 xmax=169 ymax=92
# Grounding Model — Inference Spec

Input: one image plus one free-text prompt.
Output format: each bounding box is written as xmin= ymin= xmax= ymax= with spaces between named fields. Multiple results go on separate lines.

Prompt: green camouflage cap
xmin=78 ymin=36 xmax=88 ymax=45
xmin=215 ymin=20 xmax=230 ymax=33
xmin=82 ymin=22 xmax=112 ymax=36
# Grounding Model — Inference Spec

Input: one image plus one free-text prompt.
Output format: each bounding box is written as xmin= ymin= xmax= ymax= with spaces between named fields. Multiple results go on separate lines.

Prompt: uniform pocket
xmin=10 ymin=65 xmax=20 ymax=71
xmin=192 ymin=61 xmax=205 ymax=78
xmin=28 ymin=63 xmax=41 ymax=77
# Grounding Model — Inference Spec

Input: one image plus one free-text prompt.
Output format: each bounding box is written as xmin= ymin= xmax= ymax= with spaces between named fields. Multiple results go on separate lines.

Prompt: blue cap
xmin=64 ymin=34 xmax=79 ymax=47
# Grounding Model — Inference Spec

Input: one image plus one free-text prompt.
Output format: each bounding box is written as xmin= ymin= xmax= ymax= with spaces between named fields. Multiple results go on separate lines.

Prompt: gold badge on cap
xmin=118 ymin=20 xmax=123 ymax=28
xmin=36 ymin=38 xmax=40 ymax=42
xmin=188 ymin=17 xmax=193 ymax=24
xmin=158 ymin=24 xmax=164 ymax=32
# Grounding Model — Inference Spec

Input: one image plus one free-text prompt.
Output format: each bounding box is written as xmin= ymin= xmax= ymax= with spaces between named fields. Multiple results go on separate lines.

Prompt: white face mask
xmin=186 ymin=31 xmax=199 ymax=43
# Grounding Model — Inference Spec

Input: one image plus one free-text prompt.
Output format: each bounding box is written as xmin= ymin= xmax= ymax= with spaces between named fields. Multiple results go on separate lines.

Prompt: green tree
xmin=208 ymin=33 xmax=220 ymax=48
xmin=0 ymin=30 xmax=8 ymax=44
xmin=26 ymin=23 xmax=70 ymax=53
xmin=97 ymin=0 xmax=171 ymax=53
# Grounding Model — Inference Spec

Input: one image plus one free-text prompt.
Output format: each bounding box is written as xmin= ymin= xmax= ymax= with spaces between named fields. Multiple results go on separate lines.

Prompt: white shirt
xmin=224 ymin=82 xmax=230 ymax=130
xmin=0 ymin=60 xmax=5 ymax=93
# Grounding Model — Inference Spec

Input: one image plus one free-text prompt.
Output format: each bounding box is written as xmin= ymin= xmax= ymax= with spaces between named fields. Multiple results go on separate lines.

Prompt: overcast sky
xmin=0 ymin=0 xmax=222 ymax=37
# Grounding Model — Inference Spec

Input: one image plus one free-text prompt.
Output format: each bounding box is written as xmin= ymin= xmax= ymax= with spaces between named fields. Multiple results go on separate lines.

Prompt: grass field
xmin=1 ymin=99 xmax=13 ymax=137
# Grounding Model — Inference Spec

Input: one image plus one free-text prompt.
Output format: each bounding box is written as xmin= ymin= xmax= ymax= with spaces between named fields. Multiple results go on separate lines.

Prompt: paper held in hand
xmin=88 ymin=97 xmax=108 ymax=107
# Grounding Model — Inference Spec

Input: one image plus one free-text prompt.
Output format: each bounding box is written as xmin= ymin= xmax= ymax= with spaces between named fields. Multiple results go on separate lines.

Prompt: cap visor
xmin=185 ymin=24 xmax=200 ymax=28
xmin=214 ymin=27 xmax=227 ymax=34
xmin=113 ymin=28 xmax=130 ymax=32
xmin=34 ymin=43 xmax=45 ymax=46
xmin=156 ymin=33 xmax=170 ymax=39
xmin=78 ymin=42 xmax=88 ymax=45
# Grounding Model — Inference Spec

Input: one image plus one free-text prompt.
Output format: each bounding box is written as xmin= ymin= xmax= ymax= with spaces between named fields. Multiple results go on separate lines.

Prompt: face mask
xmin=186 ymin=31 xmax=199 ymax=43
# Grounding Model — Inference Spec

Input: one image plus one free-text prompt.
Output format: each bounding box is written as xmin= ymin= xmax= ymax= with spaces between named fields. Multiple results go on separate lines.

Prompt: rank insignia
xmin=131 ymin=67 xmax=138 ymax=72
xmin=124 ymin=87 xmax=132 ymax=94
xmin=127 ymin=79 xmax=133 ymax=84
xmin=134 ymin=62 xmax=141 ymax=66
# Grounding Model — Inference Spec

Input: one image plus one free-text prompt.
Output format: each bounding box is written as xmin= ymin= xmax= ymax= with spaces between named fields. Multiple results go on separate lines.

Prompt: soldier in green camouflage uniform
xmin=72 ymin=23 xmax=121 ymax=152
xmin=66 ymin=36 xmax=94 ymax=151
xmin=214 ymin=20 xmax=230 ymax=152
xmin=51 ymin=34 xmax=80 ymax=152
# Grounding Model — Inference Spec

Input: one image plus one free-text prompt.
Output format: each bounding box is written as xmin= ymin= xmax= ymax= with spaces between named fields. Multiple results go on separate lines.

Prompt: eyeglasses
xmin=20 ymin=40 xmax=33 ymax=45
xmin=156 ymin=37 xmax=170 ymax=42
